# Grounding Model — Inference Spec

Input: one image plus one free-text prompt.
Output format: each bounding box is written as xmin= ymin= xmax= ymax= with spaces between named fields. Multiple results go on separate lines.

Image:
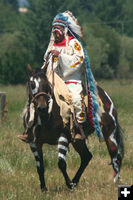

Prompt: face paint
xmin=53 ymin=26 xmax=65 ymax=42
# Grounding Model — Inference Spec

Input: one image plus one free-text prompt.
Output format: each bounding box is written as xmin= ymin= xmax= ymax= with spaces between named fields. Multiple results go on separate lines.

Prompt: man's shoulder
xmin=69 ymin=37 xmax=78 ymax=43
xmin=69 ymin=38 xmax=83 ymax=51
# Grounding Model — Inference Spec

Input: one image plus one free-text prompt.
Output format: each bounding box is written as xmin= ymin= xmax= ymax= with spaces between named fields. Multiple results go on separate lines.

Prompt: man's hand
xmin=50 ymin=50 xmax=60 ymax=57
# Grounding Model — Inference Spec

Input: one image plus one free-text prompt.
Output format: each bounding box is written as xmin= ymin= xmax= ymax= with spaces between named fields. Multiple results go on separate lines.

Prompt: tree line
xmin=0 ymin=0 xmax=133 ymax=84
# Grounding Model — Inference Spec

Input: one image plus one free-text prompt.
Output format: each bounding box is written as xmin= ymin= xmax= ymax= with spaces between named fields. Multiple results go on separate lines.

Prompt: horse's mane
xmin=34 ymin=68 xmax=47 ymax=79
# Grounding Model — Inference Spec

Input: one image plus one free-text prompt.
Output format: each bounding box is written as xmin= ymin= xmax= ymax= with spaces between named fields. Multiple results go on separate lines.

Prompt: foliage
xmin=0 ymin=2 xmax=19 ymax=33
xmin=18 ymin=0 xmax=63 ymax=67
xmin=0 ymin=0 xmax=133 ymax=84
xmin=83 ymin=24 xmax=112 ymax=78
xmin=0 ymin=32 xmax=29 ymax=84
xmin=1 ymin=0 xmax=19 ymax=11
xmin=123 ymin=0 xmax=133 ymax=37
xmin=118 ymin=35 xmax=133 ymax=78
xmin=91 ymin=0 xmax=125 ymax=21
xmin=91 ymin=25 xmax=121 ymax=75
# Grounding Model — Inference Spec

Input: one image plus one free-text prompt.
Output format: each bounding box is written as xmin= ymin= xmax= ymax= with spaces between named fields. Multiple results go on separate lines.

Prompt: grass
xmin=0 ymin=79 xmax=133 ymax=200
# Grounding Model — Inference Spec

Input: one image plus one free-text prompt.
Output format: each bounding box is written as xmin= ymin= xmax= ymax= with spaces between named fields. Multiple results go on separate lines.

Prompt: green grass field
xmin=0 ymin=79 xmax=133 ymax=200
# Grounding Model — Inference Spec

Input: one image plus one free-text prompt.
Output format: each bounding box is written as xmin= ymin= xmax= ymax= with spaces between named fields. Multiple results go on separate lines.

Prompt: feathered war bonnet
xmin=47 ymin=11 xmax=83 ymax=52
xmin=52 ymin=10 xmax=83 ymax=39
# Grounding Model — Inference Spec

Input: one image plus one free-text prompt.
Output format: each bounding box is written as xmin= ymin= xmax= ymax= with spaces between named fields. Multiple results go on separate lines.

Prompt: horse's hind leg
xmin=108 ymin=125 xmax=124 ymax=183
xmin=57 ymin=135 xmax=72 ymax=189
xmin=102 ymin=115 xmax=124 ymax=183
xmin=29 ymin=142 xmax=47 ymax=192
xmin=71 ymin=139 xmax=92 ymax=187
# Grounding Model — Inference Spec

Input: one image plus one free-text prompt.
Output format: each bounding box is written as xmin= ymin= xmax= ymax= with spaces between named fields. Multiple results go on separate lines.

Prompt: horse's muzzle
xmin=36 ymin=96 xmax=48 ymax=110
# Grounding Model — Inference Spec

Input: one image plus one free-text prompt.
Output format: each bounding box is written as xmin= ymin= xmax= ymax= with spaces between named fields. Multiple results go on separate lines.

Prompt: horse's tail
xmin=116 ymin=121 xmax=124 ymax=159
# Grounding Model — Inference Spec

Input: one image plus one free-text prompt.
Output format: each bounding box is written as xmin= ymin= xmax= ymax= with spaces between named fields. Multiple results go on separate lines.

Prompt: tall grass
xmin=0 ymin=80 xmax=133 ymax=200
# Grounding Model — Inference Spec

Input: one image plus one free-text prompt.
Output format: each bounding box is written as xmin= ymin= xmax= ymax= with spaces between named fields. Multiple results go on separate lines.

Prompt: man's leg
xmin=18 ymin=102 xmax=35 ymax=142
xmin=66 ymin=83 xmax=87 ymax=140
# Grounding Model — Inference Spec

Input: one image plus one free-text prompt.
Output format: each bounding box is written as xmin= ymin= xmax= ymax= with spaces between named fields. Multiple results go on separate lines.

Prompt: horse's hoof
xmin=114 ymin=171 xmax=120 ymax=183
xmin=41 ymin=187 xmax=48 ymax=192
xmin=68 ymin=182 xmax=77 ymax=190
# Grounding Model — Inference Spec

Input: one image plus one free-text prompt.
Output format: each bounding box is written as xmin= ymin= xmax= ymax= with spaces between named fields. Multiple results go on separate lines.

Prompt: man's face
xmin=53 ymin=25 xmax=65 ymax=42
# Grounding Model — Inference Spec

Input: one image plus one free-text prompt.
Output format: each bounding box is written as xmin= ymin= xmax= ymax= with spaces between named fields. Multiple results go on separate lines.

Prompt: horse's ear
xmin=27 ymin=64 xmax=33 ymax=75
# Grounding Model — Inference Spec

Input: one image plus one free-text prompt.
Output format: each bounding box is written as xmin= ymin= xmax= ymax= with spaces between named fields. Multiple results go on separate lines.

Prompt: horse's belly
xmin=38 ymin=128 xmax=60 ymax=145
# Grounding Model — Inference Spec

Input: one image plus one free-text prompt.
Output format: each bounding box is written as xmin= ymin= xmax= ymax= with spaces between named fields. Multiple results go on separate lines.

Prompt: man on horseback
xmin=18 ymin=11 xmax=103 ymax=142
xmin=41 ymin=11 xmax=103 ymax=140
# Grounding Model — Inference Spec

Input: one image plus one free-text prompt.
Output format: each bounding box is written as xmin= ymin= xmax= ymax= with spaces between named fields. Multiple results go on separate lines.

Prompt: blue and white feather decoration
xmin=83 ymin=48 xmax=103 ymax=140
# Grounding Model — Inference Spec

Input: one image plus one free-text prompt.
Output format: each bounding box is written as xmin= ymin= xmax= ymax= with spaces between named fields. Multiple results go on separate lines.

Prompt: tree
xmin=0 ymin=32 xmax=30 ymax=84
xmin=87 ymin=23 xmax=121 ymax=77
xmin=19 ymin=0 xmax=63 ymax=67
xmin=123 ymin=0 xmax=133 ymax=37
xmin=118 ymin=35 xmax=133 ymax=78
xmin=83 ymin=23 xmax=114 ymax=78
xmin=0 ymin=0 xmax=133 ymax=83
xmin=91 ymin=0 xmax=125 ymax=30
xmin=0 ymin=2 xmax=19 ymax=33
xmin=1 ymin=0 xmax=19 ymax=11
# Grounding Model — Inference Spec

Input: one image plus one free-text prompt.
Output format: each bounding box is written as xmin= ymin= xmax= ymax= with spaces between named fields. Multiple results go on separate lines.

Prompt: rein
xmin=29 ymin=55 xmax=55 ymax=118
xmin=31 ymin=92 xmax=51 ymax=103
xmin=51 ymin=56 xmax=55 ymax=97
xmin=41 ymin=53 xmax=55 ymax=97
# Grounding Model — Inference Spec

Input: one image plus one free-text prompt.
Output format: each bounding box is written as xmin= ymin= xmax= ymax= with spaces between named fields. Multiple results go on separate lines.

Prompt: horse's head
xmin=27 ymin=64 xmax=53 ymax=114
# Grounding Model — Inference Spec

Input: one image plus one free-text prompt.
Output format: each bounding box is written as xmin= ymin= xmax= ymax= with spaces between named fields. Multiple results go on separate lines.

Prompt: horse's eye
xmin=31 ymin=81 xmax=36 ymax=89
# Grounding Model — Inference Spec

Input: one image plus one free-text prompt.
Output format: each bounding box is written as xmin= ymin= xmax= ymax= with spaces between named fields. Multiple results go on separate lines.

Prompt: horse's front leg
xmin=29 ymin=142 xmax=47 ymax=192
xmin=58 ymin=135 xmax=72 ymax=189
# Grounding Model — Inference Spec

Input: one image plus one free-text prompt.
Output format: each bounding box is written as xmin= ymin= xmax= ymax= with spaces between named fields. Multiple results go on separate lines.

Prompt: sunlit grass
xmin=0 ymin=80 xmax=133 ymax=200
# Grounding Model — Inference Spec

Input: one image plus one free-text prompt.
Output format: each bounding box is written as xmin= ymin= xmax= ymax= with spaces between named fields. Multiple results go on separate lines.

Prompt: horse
xmin=21 ymin=66 xmax=124 ymax=192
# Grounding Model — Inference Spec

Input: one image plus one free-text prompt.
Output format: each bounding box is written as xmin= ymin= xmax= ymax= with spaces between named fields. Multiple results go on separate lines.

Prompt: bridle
xmin=31 ymin=92 xmax=51 ymax=103
xmin=30 ymin=88 xmax=53 ymax=115
xmin=28 ymin=55 xmax=55 ymax=116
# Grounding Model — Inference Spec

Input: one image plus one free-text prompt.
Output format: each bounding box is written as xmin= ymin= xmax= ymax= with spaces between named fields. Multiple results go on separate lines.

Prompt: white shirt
xmin=43 ymin=37 xmax=85 ymax=83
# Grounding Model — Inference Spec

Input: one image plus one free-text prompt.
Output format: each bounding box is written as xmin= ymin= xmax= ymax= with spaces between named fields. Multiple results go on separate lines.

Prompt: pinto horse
xmin=22 ymin=66 xmax=124 ymax=191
